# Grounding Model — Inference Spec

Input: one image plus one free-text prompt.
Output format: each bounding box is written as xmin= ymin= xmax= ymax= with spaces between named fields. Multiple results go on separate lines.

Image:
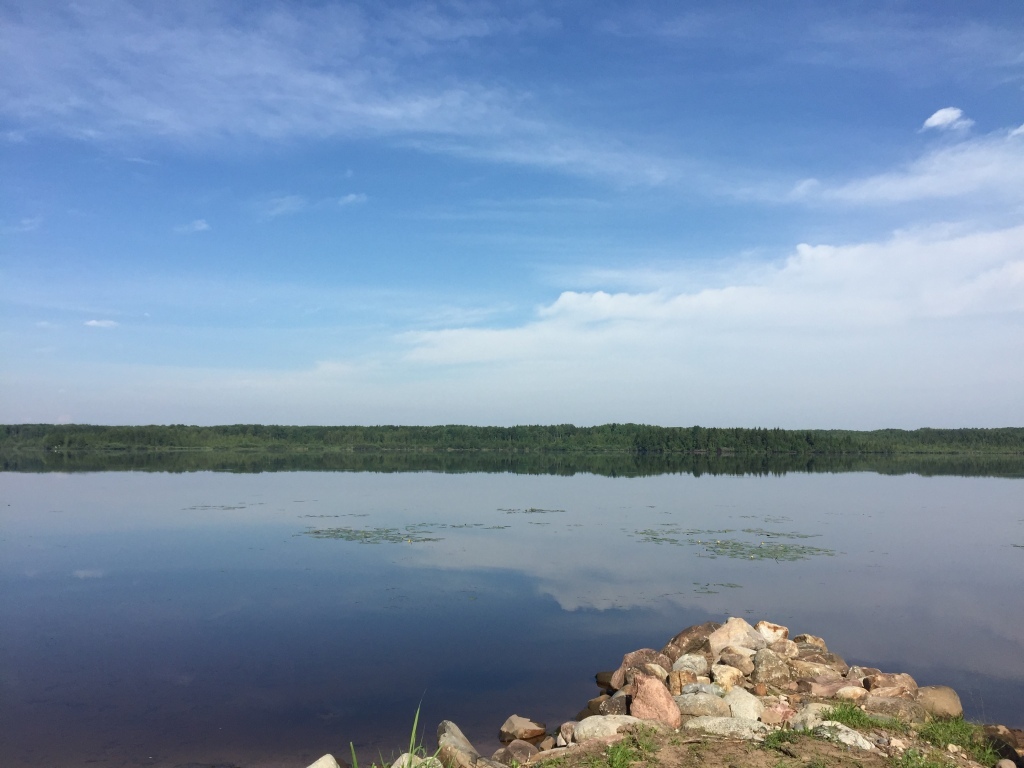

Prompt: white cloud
xmin=84 ymin=319 xmax=118 ymax=328
xmin=174 ymin=218 xmax=210 ymax=234
xmin=921 ymin=106 xmax=974 ymax=132
xmin=338 ymin=193 xmax=367 ymax=206
xmin=264 ymin=195 xmax=306 ymax=217
xmin=0 ymin=1 xmax=677 ymax=187
xmin=797 ymin=123 xmax=1024 ymax=206
xmin=1 ymin=215 xmax=43 ymax=233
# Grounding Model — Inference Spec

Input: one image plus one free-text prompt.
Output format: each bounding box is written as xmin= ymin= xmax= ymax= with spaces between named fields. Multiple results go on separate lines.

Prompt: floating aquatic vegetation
xmin=740 ymin=527 xmax=821 ymax=539
xmin=303 ymin=525 xmax=443 ymax=544
xmin=693 ymin=582 xmax=743 ymax=594
xmin=498 ymin=507 xmax=565 ymax=514
xmin=632 ymin=524 xmax=834 ymax=561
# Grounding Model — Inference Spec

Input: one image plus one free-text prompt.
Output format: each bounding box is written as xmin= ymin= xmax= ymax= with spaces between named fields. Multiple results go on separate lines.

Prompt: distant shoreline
xmin=4 ymin=423 xmax=1024 ymax=457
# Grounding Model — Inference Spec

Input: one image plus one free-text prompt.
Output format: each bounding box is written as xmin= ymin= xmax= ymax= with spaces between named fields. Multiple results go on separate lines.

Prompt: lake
xmin=1 ymin=464 xmax=1022 ymax=767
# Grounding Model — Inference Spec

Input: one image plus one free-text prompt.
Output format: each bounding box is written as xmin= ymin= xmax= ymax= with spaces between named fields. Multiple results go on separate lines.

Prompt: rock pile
xmin=305 ymin=616 xmax=1024 ymax=768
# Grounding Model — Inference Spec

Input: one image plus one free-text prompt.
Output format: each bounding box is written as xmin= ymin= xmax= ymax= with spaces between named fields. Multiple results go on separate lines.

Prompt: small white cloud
xmin=338 ymin=193 xmax=368 ymax=206
xmin=84 ymin=319 xmax=118 ymax=328
xmin=264 ymin=195 xmax=306 ymax=217
xmin=921 ymin=107 xmax=974 ymax=132
xmin=72 ymin=569 xmax=104 ymax=579
xmin=1 ymin=215 xmax=43 ymax=233
xmin=174 ymin=219 xmax=210 ymax=234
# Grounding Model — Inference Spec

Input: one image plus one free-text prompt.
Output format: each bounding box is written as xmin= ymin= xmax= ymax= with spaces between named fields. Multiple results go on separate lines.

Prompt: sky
xmin=2 ymin=0 xmax=1023 ymax=428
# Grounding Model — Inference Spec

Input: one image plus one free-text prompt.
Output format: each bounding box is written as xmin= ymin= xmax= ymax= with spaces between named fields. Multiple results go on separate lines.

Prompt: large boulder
xmin=751 ymin=648 xmax=792 ymax=686
xmin=792 ymin=634 xmax=828 ymax=651
xmin=708 ymin=617 xmax=767 ymax=658
xmin=674 ymin=692 xmax=731 ymax=718
xmin=710 ymin=663 xmax=745 ymax=690
xmin=499 ymin=715 xmax=547 ymax=743
xmin=755 ymin=621 xmax=789 ymax=644
xmin=719 ymin=646 xmax=756 ymax=675
xmin=672 ymin=653 xmax=709 ymax=676
xmin=723 ymin=687 xmax=764 ymax=721
xmin=661 ymin=622 xmax=721 ymax=662
xmin=863 ymin=696 xmax=927 ymax=723
xmin=573 ymin=715 xmax=641 ymax=742
xmin=814 ymin=722 xmax=875 ymax=751
xmin=630 ymin=673 xmax=682 ymax=728
xmin=864 ymin=672 xmax=917 ymax=693
xmin=492 ymin=740 xmax=539 ymax=766
xmin=788 ymin=703 xmax=834 ymax=730
xmin=683 ymin=716 xmax=769 ymax=741
xmin=668 ymin=668 xmax=697 ymax=695
xmin=308 ymin=756 xmax=342 ymax=768
xmin=438 ymin=721 xmax=481 ymax=768
xmin=610 ymin=649 xmax=673 ymax=690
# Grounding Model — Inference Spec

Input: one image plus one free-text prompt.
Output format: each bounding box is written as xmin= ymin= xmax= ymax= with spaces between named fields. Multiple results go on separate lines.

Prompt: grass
xmin=917 ymin=717 xmax=1001 ymax=765
xmin=820 ymin=702 xmax=909 ymax=734
xmin=763 ymin=728 xmax=807 ymax=752
xmin=349 ymin=705 xmax=438 ymax=768
xmin=583 ymin=726 xmax=661 ymax=768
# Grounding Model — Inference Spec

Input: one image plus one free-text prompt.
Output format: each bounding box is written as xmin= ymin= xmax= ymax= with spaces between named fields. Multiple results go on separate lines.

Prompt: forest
xmin=3 ymin=423 xmax=1023 ymax=456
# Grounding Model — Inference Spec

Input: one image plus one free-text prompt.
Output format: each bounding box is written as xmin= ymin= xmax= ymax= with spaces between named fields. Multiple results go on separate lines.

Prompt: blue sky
xmin=2 ymin=0 xmax=1023 ymax=428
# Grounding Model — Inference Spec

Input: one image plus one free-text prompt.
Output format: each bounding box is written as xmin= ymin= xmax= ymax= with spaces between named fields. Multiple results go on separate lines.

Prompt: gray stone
xmin=672 ymin=653 xmax=709 ymax=676
xmin=500 ymin=715 xmax=546 ymax=742
xmin=865 ymin=672 xmax=918 ymax=693
xmin=438 ymin=721 xmax=480 ymax=768
xmin=308 ymin=756 xmax=343 ymax=768
xmin=792 ymin=634 xmax=828 ymax=651
xmin=723 ymin=687 xmax=764 ymax=721
xmin=790 ymin=659 xmax=843 ymax=681
xmin=557 ymin=722 xmax=575 ymax=747
xmin=573 ymin=715 xmax=641 ymax=742
xmin=681 ymin=682 xmax=725 ymax=697
xmin=863 ymin=696 xmax=927 ymax=723
xmin=719 ymin=646 xmax=756 ymax=675
xmin=599 ymin=695 xmax=629 ymax=716
xmin=752 ymin=648 xmax=792 ymax=686
xmin=683 ymin=716 xmax=769 ymax=741
xmin=610 ymin=649 xmax=674 ymax=690
xmin=492 ymin=740 xmax=540 ymax=766
xmin=788 ymin=703 xmax=834 ymax=731
xmin=769 ymin=639 xmax=800 ymax=659
xmin=674 ymin=692 xmax=731 ymax=718
xmin=814 ymin=722 xmax=876 ymax=751
xmin=708 ymin=617 xmax=767 ymax=658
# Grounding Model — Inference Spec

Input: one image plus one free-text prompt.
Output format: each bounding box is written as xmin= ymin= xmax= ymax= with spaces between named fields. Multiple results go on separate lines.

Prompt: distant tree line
xmin=3 ymin=423 xmax=1023 ymax=456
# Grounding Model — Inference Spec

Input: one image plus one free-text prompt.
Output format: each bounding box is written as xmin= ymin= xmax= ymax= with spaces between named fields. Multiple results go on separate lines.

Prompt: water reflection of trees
xmin=4 ymin=449 xmax=1023 ymax=478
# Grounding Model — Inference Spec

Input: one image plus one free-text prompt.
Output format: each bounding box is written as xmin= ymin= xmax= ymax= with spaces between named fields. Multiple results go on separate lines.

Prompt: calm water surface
xmin=1 ymin=470 xmax=1022 ymax=767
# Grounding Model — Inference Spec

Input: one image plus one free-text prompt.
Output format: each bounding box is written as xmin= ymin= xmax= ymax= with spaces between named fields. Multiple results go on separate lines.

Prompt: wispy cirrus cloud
xmin=791 ymin=115 xmax=1024 ymax=207
xmin=263 ymin=195 xmax=307 ymax=218
xmin=174 ymin=219 xmax=210 ymax=234
xmin=84 ymin=319 xmax=118 ymax=328
xmin=1 ymin=215 xmax=43 ymax=233
xmin=338 ymin=193 xmax=367 ymax=206
xmin=0 ymin=1 xmax=682 ymax=187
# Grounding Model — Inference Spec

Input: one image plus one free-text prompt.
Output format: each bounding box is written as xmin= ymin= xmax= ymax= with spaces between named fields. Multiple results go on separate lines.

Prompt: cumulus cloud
xmin=84 ymin=319 xmax=118 ymax=328
xmin=338 ymin=193 xmax=368 ymax=206
xmin=174 ymin=218 xmax=210 ymax=234
xmin=921 ymin=106 xmax=974 ymax=132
